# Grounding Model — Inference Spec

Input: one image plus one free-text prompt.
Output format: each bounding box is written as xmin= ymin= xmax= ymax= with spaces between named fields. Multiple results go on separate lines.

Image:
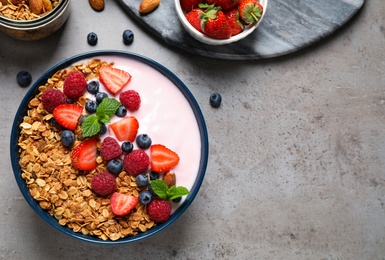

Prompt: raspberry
xmin=120 ymin=90 xmax=141 ymax=111
xmin=123 ymin=149 xmax=149 ymax=176
xmin=63 ymin=70 xmax=87 ymax=99
xmin=91 ymin=172 xmax=116 ymax=196
xmin=148 ymin=198 xmax=172 ymax=223
xmin=100 ymin=137 xmax=122 ymax=161
xmin=41 ymin=88 xmax=67 ymax=113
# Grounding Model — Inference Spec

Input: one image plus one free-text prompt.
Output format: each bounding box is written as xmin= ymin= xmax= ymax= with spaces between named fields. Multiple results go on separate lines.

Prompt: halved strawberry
xmin=99 ymin=66 xmax=131 ymax=95
xmin=110 ymin=192 xmax=139 ymax=216
xmin=71 ymin=138 xmax=97 ymax=171
xmin=109 ymin=116 xmax=139 ymax=142
xmin=150 ymin=144 xmax=180 ymax=172
xmin=53 ymin=104 xmax=83 ymax=130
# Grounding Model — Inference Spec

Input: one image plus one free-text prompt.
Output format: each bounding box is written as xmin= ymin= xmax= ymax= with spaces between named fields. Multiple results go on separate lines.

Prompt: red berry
xmin=150 ymin=144 xmax=180 ymax=172
xmin=71 ymin=138 xmax=98 ymax=171
xmin=120 ymin=90 xmax=141 ymax=112
xmin=110 ymin=192 xmax=139 ymax=216
xmin=123 ymin=149 xmax=149 ymax=176
xmin=186 ymin=8 xmax=204 ymax=33
xmin=53 ymin=104 xmax=83 ymax=130
xmin=99 ymin=66 xmax=131 ymax=95
xmin=63 ymin=71 xmax=87 ymax=99
xmin=148 ymin=198 xmax=172 ymax=223
xmin=181 ymin=0 xmax=202 ymax=12
xmin=91 ymin=172 xmax=117 ymax=196
xmin=41 ymin=88 xmax=68 ymax=113
xmin=100 ymin=137 xmax=123 ymax=161
xmin=109 ymin=116 xmax=139 ymax=142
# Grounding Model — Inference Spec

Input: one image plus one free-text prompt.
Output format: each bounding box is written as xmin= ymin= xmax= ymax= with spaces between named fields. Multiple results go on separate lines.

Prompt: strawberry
xmin=150 ymin=144 xmax=180 ymax=172
xmin=225 ymin=9 xmax=244 ymax=36
xmin=109 ymin=116 xmax=139 ymax=142
xmin=99 ymin=66 xmax=131 ymax=95
xmin=110 ymin=192 xmax=139 ymax=216
xmin=238 ymin=0 xmax=263 ymax=24
xmin=181 ymin=0 xmax=202 ymax=12
xmin=207 ymin=0 xmax=238 ymax=10
xmin=200 ymin=4 xmax=231 ymax=39
xmin=53 ymin=104 xmax=83 ymax=130
xmin=185 ymin=8 xmax=204 ymax=33
xmin=71 ymin=138 xmax=98 ymax=171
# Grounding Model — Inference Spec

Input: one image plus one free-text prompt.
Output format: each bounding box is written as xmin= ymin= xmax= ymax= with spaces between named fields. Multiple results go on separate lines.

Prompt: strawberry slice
xmin=109 ymin=116 xmax=139 ymax=142
xmin=71 ymin=138 xmax=97 ymax=171
xmin=150 ymin=144 xmax=180 ymax=172
xmin=110 ymin=192 xmax=139 ymax=216
xmin=53 ymin=104 xmax=83 ymax=130
xmin=99 ymin=66 xmax=131 ymax=95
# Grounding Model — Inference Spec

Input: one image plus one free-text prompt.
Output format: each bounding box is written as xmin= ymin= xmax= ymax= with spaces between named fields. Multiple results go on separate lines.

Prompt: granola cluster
xmin=17 ymin=59 xmax=155 ymax=241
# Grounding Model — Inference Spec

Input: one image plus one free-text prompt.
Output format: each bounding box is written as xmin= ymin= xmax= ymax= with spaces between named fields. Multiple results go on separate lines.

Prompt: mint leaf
xmin=82 ymin=115 xmax=101 ymax=137
xmin=96 ymin=98 xmax=121 ymax=118
xmin=151 ymin=179 xmax=190 ymax=201
xmin=168 ymin=186 xmax=190 ymax=201
xmin=151 ymin=179 xmax=169 ymax=200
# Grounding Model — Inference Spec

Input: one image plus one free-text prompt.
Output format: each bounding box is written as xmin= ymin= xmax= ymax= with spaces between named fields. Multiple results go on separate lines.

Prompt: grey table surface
xmin=1 ymin=0 xmax=385 ymax=259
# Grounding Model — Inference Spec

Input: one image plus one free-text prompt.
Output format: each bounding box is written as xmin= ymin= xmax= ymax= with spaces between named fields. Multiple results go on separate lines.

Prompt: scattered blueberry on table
xmin=16 ymin=71 xmax=32 ymax=88
xmin=122 ymin=29 xmax=134 ymax=45
xmin=210 ymin=93 xmax=222 ymax=108
xmin=87 ymin=32 xmax=98 ymax=46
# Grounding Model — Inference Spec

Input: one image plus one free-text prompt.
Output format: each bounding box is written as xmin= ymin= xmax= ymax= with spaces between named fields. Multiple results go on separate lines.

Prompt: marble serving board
xmin=116 ymin=0 xmax=365 ymax=60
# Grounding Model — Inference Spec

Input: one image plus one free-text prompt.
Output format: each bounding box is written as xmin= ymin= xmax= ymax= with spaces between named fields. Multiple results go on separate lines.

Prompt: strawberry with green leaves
xmin=186 ymin=8 xmax=204 ymax=33
xmin=225 ymin=9 xmax=244 ymax=36
xmin=199 ymin=4 xmax=231 ymax=39
xmin=238 ymin=0 xmax=263 ymax=24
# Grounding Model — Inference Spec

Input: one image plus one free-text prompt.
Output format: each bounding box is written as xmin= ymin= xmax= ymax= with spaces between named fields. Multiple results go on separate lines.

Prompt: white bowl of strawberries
xmin=175 ymin=0 xmax=268 ymax=45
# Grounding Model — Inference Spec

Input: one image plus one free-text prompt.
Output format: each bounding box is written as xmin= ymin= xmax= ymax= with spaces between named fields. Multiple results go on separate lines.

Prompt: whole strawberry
xmin=181 ymin=0 xmax=203 ymax=12
xmin=238 ymin=0 xmax=263 ymax=24
xmin=200 ymin=4 xmax=231 ymax=39
xmin=186 ymin=8 xmax=204 ymax=33
xmin=91 ymin=172 xmax=117 ymax=196
xmin=148 ymin=198 xmax=172 ymax=223
xmin=225 ymin=9 xmax=244 ymax=36
xmin=206 ymin=0 xmax=238 ymax=11
xmin=63 ymin=70 xmax=87 ymax=100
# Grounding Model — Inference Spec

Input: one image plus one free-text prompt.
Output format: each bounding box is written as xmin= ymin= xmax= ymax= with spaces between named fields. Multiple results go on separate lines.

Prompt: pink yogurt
xmin=79 ymin=55 xmax=201 ymax=212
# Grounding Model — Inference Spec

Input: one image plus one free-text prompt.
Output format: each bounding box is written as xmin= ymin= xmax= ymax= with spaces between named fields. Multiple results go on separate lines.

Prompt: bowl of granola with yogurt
xmin=10 ymin=50 xmax=209 ymax=244
xmin=0 ymin=0 xmax=70 ymax=40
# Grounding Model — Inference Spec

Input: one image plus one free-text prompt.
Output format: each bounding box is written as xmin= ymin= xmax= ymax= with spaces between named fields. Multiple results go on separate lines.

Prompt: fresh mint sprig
xmin=81 ymin=98 xmax=121 ymax=137
xmin=151 ymin=179 xmax=190 ymax=201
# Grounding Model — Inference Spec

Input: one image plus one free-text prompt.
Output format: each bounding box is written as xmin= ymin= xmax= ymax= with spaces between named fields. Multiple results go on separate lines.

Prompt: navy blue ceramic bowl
xmin=10 ymin=50 xmax=208 ymax=244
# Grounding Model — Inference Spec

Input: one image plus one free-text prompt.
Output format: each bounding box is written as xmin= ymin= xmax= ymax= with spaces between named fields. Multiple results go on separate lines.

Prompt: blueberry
xmin=49 ymin=118 xmax=62 ymax=130
xmin=172 ymin=197 xmax=182 ymax=203
xmin=85 ymin=100 xmax=98 ymax=113
xmin=138 ymin=190 xmax=153 ymax=205
xmin=136 ymin=134 xmax=152 ymax=149
xmin=61 ymin=130 xmax=75 ymax=147
xmin=16 ymin=71 xmax=32 ymax=88
xmin=115 ymin=105 xmax=127 ymax=117
xmin=149 ymin=171 xmax=159 ymax=180
xmin=121 ymin=141 xmax=134 ymax=153
xmin=136 ymin=173 xmax=149 ymax=187
xmin=87 ymin=32 xmax=98 ymax=46
xmin=209 ymin=93 xmax=222 ymax=108
xmin=107 ymin=158 xmax=123 ymax=174
xmin=98 ymin=123 xmax=107 ymax=135
xmin=122 ymin=29 xmax=134 ymax=45
xmin=87 ymin=81 xmax=99 ymax=94
xmin=96 ymin=92 xmax=108 ymax=104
